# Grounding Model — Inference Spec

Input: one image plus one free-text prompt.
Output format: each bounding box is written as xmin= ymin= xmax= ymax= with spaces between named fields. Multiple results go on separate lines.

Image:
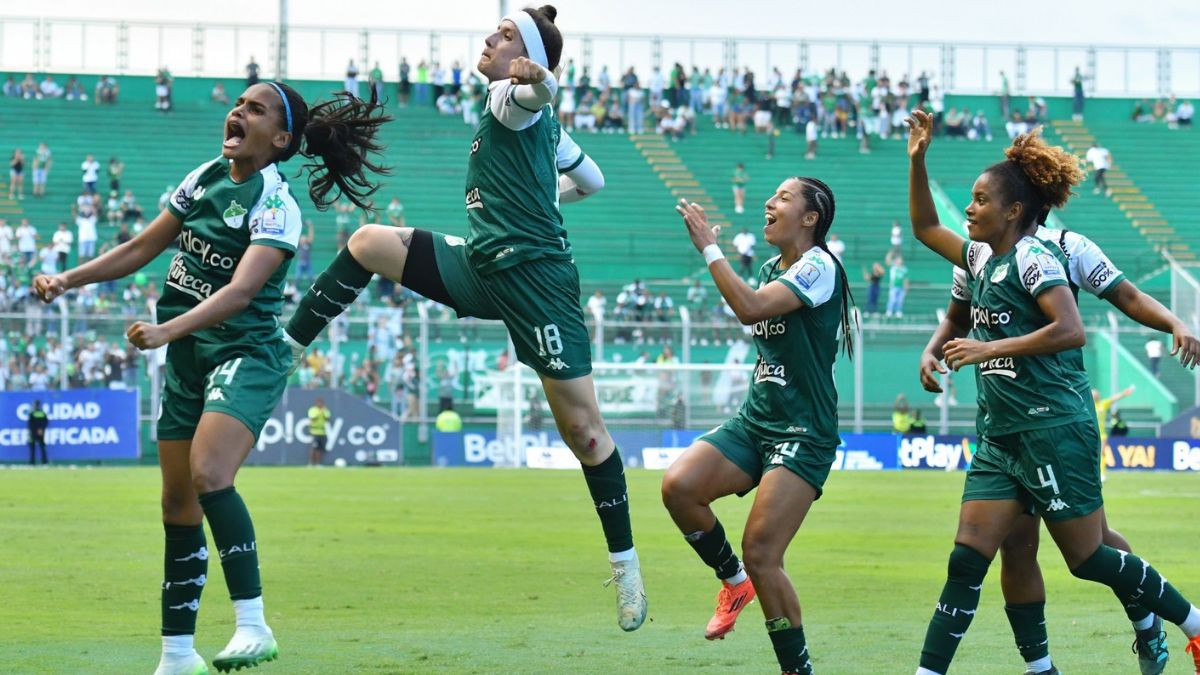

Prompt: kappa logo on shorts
xmin=1046 ymin=498 xmax=1071 ymax=512
xmin=207 ymin=388 xmax=226 ymax=401
xmin=546 ymin=357 xmax=570 ymax=371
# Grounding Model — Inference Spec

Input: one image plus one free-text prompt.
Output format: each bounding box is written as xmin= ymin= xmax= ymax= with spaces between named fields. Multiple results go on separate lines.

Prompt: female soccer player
xmin=663 ymin=177 xmax=855 ymax=675
xmin=921 ymin=225 xmax=1200 ymax=674
xmin=34 ymin=82 xmax=389 ymax=675
xmin=905 ymin=108 xmax=1200 ymax=675
xmin=282 ymin=5 xmax=647 ymax=631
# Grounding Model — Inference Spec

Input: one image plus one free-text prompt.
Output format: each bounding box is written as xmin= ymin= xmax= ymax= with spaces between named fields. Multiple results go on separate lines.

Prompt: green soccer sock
xmin=198 ymin=487 xmax=261 ymax=601
xmin=1004 ymin=602 xmax=1050 ymax=663
xmin=919 ymin=543 xmax=992 ymax=674
xmin=684 ymin=518 xmax=742 ymax=580
xmin=1115 ymin=590 xmax=1154 ymax=625
xmin=1071 ymin=545 xmax=1190 ymax=625
xmin=766 ymin=618 xmax=814 ymax=675
xmin=286 ymin=247 xmax=374 ymax=346
xmin=162 ymin=523 xmax=208 ymax=636
xmin=580 ymin=447 xmax=634 ymax=553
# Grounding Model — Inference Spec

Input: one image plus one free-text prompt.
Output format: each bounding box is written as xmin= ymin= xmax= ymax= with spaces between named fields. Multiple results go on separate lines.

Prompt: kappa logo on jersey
xmin=1046 ymin=498 xmax=1070 ymax=512
xmin=222 ymin=200 xmax=248 ymax=228
xmin=794 ymin=262 xmax=821 ymax=290
xmin=979 ymin=357 xmax=1017 ymax=378
xmin=1087 ymin=261 xmax=1115 ymax=289
xmin=173 ymin=183 xmax=207 ymax=212
xmin=443 ymin=234 xmax=466 ymax=247
xmin=546 ymin=357 xmax=569 ymax=371
xmin=753 ymin=360 xmax=787 ymax=386
xmin=250 ymin=193 xmax=287 ymax=235
xmin=989 ymin=262 xmax=1009 ymax=283
xmin=207 ymin=388 xmax=225 ymax=401
xmin=1027 ymin=406 xmax=1050 ymax=415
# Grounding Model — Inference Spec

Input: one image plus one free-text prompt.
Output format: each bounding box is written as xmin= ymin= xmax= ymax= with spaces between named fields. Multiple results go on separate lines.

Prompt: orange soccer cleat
xmin=1185 ymin=634 xmax=1200 ymax=675
xmin=705 ymin=577 xmax=756 ymax=640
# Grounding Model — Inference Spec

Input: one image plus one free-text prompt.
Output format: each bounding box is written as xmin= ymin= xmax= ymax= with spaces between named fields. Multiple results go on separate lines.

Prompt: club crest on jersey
xmin=222 ymin=200 xmax=248 ymax=228
xmin=989 ymin=263 xmax=1009 ymax=283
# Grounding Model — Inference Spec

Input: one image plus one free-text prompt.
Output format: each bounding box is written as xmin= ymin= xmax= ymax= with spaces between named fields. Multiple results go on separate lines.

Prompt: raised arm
xmin=489 ymin=57 xmax=558 ymax=131
xmin=33 ymin=208 xmax=182 ymax=302
xmin=1104 ymin=279 xmax=1200 ymax=368
xmin=906 ymin=109 xmax=967 ymax=267
xmin=676 ymin=199 xmax=803 ymax=324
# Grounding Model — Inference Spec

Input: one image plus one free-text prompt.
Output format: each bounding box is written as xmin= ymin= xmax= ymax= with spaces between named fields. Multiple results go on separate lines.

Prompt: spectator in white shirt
xmin=586 ymin=289 xmax=606 ymax=319
xmin=649 ymin=67 xmax=665 ymax=108
xmin=51 ymin=222 xmax=73 ymax=271
xmin=39 ymin=75 xmax=63 ymax=98
xmin=0 ymin=219 xmax=12 ymax=259
xmin=37 ymin=246 xmax=58 ymax=275
xmin=80 ymin=154 xmax=100 ymax=194
xmin=1085 ymin=142 xmax=1112 ymax=196
xmin=1175 ymin=100 xmax=1193 ymax=127
xmin=73 ymin=191 xmax=98 ymax=261
xmin=1145 ymin=338 xmax=1164 ymax=376
xmin=733 ymin=227 xmax=756 ymax=278
xmin=15 ymin=219 xmax=37 ymax=266
xmin=827 ymin=234 xmax=846 ymax=261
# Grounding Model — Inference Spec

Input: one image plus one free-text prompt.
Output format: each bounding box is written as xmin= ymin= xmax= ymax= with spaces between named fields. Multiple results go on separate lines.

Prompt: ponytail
xmin=794 ymin=176 xmax=857 ymax=359
xmin=269 ymin=82 xmax=393 ymax=213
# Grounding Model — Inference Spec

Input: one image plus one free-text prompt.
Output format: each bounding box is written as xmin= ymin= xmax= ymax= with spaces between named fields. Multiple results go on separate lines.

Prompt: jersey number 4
xmin=207 ymin=358 xmax=243 ymax=388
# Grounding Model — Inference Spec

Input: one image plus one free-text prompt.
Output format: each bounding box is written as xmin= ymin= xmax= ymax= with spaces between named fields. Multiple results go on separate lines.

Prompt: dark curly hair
xmin=984 ymin=126 xmax=1085 ymax=228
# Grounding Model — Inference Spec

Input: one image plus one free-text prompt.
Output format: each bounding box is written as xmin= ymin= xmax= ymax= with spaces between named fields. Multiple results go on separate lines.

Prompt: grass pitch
xmin=0 ymin=467 xmax=1196 ymax=674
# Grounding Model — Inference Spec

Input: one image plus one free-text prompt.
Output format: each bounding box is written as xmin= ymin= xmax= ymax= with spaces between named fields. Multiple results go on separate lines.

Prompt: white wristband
xmin=702 ymin=244 xmax=725 ymax=265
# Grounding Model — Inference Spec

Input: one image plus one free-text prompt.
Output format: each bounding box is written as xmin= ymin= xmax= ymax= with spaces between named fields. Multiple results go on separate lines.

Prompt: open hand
xmin=509 ymin=57 xmax=547 ymax=85
xmin=33 ymin=274 xmax=69 ymax=303
xmin=1172 ymin=325 xmax=1200 ymax=369
xmin=127 ymin=321 xmax=170 ymax=350
xmin=919 ymin=350 xmax=948 ymax=392
xmin=905 ymin=109 xmax=934 ymax=160
xmin=943 ymin=338 xmax=995 ymax=371
xmin=675 ymin=199 xmax=720 ymax=254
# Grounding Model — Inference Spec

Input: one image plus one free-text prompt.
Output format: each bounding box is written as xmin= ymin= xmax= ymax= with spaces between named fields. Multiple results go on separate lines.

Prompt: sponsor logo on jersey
xmin=173 ymin=183 xmax=206 ymax=212
xmin=1045 ymin=498 xmax=1070 ymax=512
xmin=444 ymin=235 xmax=466 ymax=247
xmin=966 ymin=243 xmax=982 ymax=272
xmin=1087 ymin=261 xmax=1115 ymax=289
xmin=751 ymin=318 xmax=787 ymax=339
xmin=166 ymin=254 xmax=215 ymax=301
xmin=785 ymin=425 xmax=808 ymax=433
xmin=753 ymin=360 xmax=787 ymax=386
xmin=179 ymin=229 xmax=238 ymax=270
xmin=470 ymin=137 xmax=482 ymax=155
xmin=970 ymin=306 xmax=1011 ymax=329
xmin=1022 ymin=263 xmax=1042 ymax=289
xmin=250 ymin=193 xmax=287 ymax=235
xmin=952 ymin=275 xmax=970 ymax=301
xmin=465 ymin=187 xmax=483 ymax=210
xmin=979 ymin=357 xmax=1017 ymax=378
xmin=794 ymin=262 xmax=821 ymax=290
xmin=222 ymin=200 xmax=248 ymax=228
xmin=1028 ymin=406 xmax=1050 ymax=415
xmin=1036 ymin=254 xmax=1062 ymax=276
xmin=989 ymin=262 xmax=1009 ymax=283
xmin=546 ymin=357 xmax=569 ymax=371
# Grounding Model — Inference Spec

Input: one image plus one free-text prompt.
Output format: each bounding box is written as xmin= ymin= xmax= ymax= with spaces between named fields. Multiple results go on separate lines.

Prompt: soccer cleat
xmin=154 ymin=650 xmax=210 ymax=675
xmin=1132 ymin=615 xmax=1169 ymax=675
xmin=603 ymin=558 xmax=648 ymax=632
xmin=212 ymin=625 xmax=278 ymax=672
xmin=705 ymin=577 xmax=757 ymax=640
xmin=1186 ymin=634 xmax=1200 ymax=675
xmin=1023 ymin=666 xmax=1060 ymax=675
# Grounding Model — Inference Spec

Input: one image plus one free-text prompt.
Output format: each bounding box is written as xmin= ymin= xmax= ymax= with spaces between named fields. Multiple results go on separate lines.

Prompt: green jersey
xmin=960 ymin=236 xmax=1090 ymax=435
xmin=741 ymin=248 xmax=843 ymax=447
xmin=732 ymin=167 xmax=749 ymax=187
xmin=888 ymin=263 xmax=908 ymax=289
xmin=464 ymin=79 xmax=585 ymax=276
xmin=161 ymin=158 xmax=302 ymax=340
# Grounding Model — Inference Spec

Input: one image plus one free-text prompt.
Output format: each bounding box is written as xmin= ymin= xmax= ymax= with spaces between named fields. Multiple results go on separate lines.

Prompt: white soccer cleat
xmin=604 ymin=558 xmax=648 ymax=632
xmin=212 ymin=625 xmax=278 ymax=672
xmin=154 ymin=649 xmax=209 ymax=675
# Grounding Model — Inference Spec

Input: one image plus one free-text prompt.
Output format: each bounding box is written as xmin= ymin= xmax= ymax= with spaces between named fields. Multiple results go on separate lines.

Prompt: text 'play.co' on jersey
xmin=160 ymin=158 xmax=302 ymax=340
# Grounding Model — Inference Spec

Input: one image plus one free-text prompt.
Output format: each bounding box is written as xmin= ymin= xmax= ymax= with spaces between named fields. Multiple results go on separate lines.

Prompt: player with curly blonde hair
xmin=904 ymin=109 xmax=1200 ymax=675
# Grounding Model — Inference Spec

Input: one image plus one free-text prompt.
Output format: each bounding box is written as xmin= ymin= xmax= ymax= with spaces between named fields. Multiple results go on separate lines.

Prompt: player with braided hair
xmin=905 ymin=109 xmax=1200 ymax=675
xmin=664 ymin=176 xmax=855 ymax=675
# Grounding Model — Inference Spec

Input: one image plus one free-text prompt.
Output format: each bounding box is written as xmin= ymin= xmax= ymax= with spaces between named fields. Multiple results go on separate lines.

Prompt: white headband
xmin=503 ymin=12 xmax=549 ymax=70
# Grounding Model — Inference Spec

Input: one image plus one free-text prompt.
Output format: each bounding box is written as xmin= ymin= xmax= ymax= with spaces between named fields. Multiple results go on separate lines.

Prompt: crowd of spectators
xmin=1131 ymin=96 xmax=1194 ymax=128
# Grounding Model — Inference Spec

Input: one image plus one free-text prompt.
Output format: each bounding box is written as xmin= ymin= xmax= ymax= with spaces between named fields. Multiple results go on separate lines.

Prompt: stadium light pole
xmin=277 ymin=0 xmax=289 ymax=79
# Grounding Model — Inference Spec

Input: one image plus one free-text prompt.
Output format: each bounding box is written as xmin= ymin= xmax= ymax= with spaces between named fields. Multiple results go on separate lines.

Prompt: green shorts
xmin=432 ymin=231 xmax=592 ymax=380
xmin=699 ymin=415 xmax=836 ymax=499
xmin=158 ymin=332 xmax=291 ymax=441
xmin=962 ymin=421 xmax=1103 ymax=521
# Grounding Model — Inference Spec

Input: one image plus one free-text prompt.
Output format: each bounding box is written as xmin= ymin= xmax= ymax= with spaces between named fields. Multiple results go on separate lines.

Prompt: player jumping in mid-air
xmin=663 ymin=177 xmax=855 ymax=675
xmin=35 ymin=82 xmax=390 ymax=675
xmin=282 ymin=5 xmax=647 ymax=631
xmin=905 ymin=108 xmax=1200 ymax=675
xmin=921 ymin=215 xmax=1199 ymax=675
